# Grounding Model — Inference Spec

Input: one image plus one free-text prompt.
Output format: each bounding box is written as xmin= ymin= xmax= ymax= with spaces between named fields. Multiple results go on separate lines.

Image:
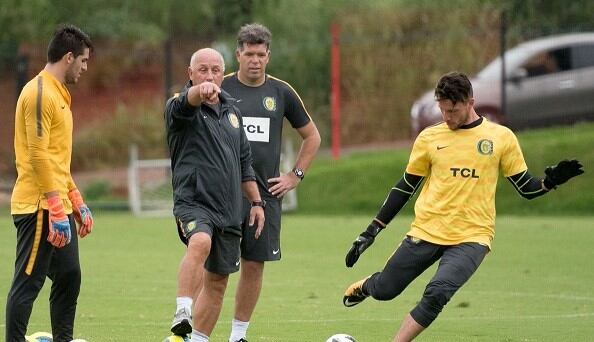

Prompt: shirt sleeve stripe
xmin=36 ymin=76 xmax=43 ymax=137
xmin=392 ymin=187 xmax=413 ymax=195
xmin=267 ymin=74 xmax=312 ymax=120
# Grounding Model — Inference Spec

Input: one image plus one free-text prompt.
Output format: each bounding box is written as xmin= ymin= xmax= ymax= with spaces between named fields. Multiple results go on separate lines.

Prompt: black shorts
xmin=176 ymin=213 xmax=241 ymax=275
xmin=240 ymin=197 xmax=282 ymax=262
xmin=365 ymin=235 xmax=489 ymax=327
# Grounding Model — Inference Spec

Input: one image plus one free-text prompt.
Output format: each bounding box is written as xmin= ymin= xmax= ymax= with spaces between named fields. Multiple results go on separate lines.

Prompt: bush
xmin=72 ymin=102 xmax=167 ymax=170
xmin=83 ymin=180 xmax=111 ymax=201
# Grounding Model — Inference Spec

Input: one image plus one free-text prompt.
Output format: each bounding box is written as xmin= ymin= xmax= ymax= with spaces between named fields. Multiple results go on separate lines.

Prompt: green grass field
xmin=1 ymin=213 xmax=593 ymax=341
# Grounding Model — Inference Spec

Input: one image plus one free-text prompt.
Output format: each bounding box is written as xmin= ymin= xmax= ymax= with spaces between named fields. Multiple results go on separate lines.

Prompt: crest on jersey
xmin=477 ymin=139 xmax=494 ymax=155
xmin=228 ymin=113 xmax=240 ymax=128
xmin=262 ymin=96 xmax=277 ymax=111
xmin=179 ymin=220 xmax=197 ymax=238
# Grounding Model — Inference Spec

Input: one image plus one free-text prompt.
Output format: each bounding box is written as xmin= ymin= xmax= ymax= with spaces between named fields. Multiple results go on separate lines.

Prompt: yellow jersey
xmin=11 ymin=70 xmax=76 ymax=214
xmin=405 ymin=118 xmax=527 ymax=249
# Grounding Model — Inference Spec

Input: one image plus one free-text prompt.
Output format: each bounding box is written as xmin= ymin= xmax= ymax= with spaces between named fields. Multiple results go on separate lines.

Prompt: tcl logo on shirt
xmin=242 ymin=117 xmax=270 ymax=142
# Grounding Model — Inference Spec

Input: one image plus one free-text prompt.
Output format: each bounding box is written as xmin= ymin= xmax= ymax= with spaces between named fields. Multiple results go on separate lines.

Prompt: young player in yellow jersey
xmin=342 ymin=72 xmax=584 ymax=342
xmin=6 ymin=24 xmax=94 ymax=342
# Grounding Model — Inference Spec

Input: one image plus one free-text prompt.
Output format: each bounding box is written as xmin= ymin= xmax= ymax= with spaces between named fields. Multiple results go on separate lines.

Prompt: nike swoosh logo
xmin=236 ymin=99 xmax=243 ymax=103
xmin=61 ymin=105 xmax=66 ymax=109
xmin=235 ymin=260 xmax=240 ymax=266
xmin=343 ymin=298 xmax=359 ymax=307
xmin=272 ymin=249 xmax=280 ymax=255
xmin=437 ymin=145 xmax=449 ymax=150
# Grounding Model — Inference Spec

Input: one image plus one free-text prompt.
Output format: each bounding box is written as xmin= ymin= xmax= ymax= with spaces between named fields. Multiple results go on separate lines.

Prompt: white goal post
xmin=127 ymin=145 xmax=172 ymax=217
xmin=127 ymin=142 xmax=298 ymax=217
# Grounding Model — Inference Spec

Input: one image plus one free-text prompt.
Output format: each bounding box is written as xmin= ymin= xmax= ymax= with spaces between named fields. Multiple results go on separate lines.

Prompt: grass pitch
xmin=0 ymin=213 xmax=593 ymax=341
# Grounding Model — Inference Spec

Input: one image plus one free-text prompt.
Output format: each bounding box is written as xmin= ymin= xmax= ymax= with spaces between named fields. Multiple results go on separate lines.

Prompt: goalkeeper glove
xmin=47 ymin=194 xmax=71 ymax=248
xmin=345 ymin=220 xmax=385 ymax=267
xmin=68 ymin=188 xmax=94 ymax=238
xmin=543 ymin=159 xmax=584 ymax=190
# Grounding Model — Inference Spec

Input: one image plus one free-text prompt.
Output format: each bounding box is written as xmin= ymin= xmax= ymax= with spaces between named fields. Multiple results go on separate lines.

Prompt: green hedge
xmin=297 ymin=123 xmax=594 ymax=216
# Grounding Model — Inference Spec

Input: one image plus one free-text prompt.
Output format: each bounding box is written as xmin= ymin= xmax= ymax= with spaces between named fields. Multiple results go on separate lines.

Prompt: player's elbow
xmin=307 ymin=130 xmax=321 ymax=150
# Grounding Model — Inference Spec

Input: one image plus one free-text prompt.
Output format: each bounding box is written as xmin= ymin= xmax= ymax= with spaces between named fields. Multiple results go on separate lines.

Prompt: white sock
xmin=229 ymin=318 xmax=250 ymax=342
xmin=191 ymin=329 xmax=209 ymax=342
xmin=176 ymin=296 xmax=193 ymax=314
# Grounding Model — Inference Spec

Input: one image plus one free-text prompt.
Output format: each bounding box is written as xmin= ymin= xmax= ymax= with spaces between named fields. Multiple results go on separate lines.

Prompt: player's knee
xmin=9 ymin=276 xmax=46 ymax=302
xmin=410 ymin=281 xmax=454 ymax=327
xmin=371 ymin=286 xmax=404 ymax=301
xmin=368 ymin=274 xmax=406 ymax=301
xmin=371 ymin=289 xmax=400 ymax=300
xmin=56 ymin=266 xmax=81 ymax=288
xmin=241 ymin=259 xmax=264 ymax=275
xmin=187 ymin=232 xmax=211 ymax=256
xmin=65 ymin=266 xmax=81 ymax=282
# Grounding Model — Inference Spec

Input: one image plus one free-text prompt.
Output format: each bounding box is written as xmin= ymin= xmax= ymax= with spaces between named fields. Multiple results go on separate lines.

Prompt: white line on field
xmin=471 ymin=290 xmax=594 ymax=302
xmin=4 ymin=312 xmax=591 ymax=328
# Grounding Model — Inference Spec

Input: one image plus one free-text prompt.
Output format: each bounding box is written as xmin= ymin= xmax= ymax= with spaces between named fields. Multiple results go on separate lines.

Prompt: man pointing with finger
xmin=165 ymin=48 xmax=265 ymax=342
xmin=343 ymin=71 xmax=584 ymax=342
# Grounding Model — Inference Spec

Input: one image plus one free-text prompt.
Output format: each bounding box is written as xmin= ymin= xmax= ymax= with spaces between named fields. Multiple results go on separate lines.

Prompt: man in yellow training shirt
xmin=6 ymin=24 xmax=94 ymax=342
xmin=342 ymin=72 xmax=584 ymax=342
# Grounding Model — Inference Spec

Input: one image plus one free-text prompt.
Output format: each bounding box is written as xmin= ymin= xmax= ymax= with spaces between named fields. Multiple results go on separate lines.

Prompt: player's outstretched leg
xmin=343 ymin=276 xmax=371 ymax=307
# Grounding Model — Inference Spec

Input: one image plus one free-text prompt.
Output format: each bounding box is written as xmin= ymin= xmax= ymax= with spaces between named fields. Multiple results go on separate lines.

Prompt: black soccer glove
xmin=345 ymin=220 xmax=385 ymax=267
xmin=543 ymin=159 xmax=584 ymax=189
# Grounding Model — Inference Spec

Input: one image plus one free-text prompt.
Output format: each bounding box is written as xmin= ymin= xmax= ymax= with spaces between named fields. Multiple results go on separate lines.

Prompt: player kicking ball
xmin=342 ymin=71 xmax=584 ymax=342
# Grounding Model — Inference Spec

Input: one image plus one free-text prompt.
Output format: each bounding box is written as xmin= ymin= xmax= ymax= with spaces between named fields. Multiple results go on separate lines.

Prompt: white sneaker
xmin=170 ymin=307 xmax=192 ymax=336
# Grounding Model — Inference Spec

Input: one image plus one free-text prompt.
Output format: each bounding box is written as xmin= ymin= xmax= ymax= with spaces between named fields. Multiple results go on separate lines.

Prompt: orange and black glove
xmin=68 ymin=189 xmax=94 ymax=238
xmin=47 ymin=194 xmax=71 ymax=248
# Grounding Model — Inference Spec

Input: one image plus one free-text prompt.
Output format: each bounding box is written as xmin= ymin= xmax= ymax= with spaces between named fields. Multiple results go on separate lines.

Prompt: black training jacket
xmin=165 ymin=82 xmax=255 ymax=230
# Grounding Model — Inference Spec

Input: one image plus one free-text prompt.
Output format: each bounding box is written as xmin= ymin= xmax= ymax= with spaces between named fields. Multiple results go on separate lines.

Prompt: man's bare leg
xmin=234 ymin=259 xmax=264 ymax=321
xmin=393 ymin=314 xmax=425 ymax=342
xmin=193 ymin=271 xmax=229 ymax=336
xmin=228 ymin=259 xmax=264 ymax=341
xmin=172 ymin=232 xmax=211 ymax=335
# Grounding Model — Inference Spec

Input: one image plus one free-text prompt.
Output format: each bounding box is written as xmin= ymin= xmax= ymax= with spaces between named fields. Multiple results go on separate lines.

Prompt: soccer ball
xmin=26 ymin=332 xmax=53 ymax=342
xmin=326 ymin=334 xmax=357 ymax=342
xmin=162 ymin=335 xmax=189 ymax=342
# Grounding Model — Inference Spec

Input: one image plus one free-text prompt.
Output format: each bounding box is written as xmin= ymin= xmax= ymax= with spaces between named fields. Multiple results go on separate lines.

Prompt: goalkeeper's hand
xmin=543 ymin=159 xmax=584 ymax=189
xmin=46 ymin=193 xmax=71 ymax=248
xmin=68 ymin=189 xmax=94 ymax=238
xmin=345 ymin=220 xmax=385 ymax=267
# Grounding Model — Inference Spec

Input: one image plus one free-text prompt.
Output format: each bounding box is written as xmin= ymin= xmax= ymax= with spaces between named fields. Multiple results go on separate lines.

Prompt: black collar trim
xmin=460 ymin=116 xmax=483 ymax=129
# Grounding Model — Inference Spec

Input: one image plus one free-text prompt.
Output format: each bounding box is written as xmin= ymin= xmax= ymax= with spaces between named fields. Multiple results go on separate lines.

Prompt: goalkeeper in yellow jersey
xmin=343 ymin=72 xmax=584 ymax=342
xmin=6 ymin=24 xmax=94 ymax=342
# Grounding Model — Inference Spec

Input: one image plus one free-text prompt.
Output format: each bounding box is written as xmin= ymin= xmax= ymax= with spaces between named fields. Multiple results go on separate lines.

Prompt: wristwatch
xmin=251 ymin=199 xmax=267 ymax=208
xmin=292 ymin=167 xmax=305 ymax=181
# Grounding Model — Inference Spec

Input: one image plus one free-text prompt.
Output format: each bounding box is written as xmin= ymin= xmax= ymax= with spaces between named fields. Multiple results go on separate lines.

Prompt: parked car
xmin=410 ymin=32 xmax=594 ymax=136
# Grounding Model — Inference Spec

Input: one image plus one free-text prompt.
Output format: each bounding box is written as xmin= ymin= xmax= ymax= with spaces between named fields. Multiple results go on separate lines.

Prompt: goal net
xmin=128 ymin=141 xmax=298 ymax=217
